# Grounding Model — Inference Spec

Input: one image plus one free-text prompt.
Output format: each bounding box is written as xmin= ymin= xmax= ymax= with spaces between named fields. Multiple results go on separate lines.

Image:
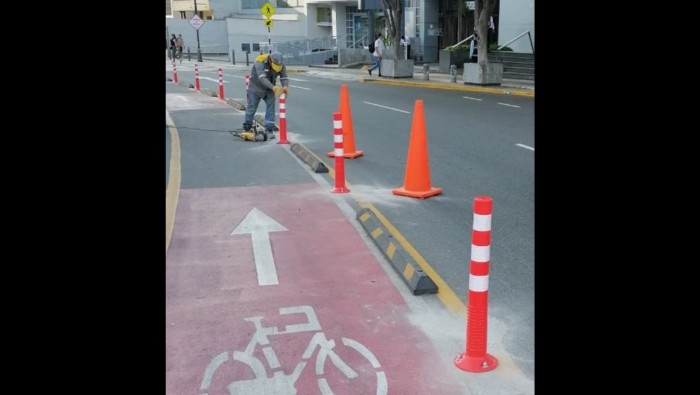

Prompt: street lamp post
xmin=194 ymin=1 xmax=203 ymax=62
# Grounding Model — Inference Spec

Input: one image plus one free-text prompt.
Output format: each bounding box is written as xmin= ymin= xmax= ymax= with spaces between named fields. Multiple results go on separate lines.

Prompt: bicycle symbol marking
xmin=199 ymin=305 xmax=387 ymax=395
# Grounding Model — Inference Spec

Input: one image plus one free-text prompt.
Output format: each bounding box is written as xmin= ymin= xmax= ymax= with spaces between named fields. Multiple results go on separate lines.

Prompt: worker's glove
xmin=273 ymin=86 xmax=283 ymax=96
xmin=281 ymin=87 xmax=288 ymax=97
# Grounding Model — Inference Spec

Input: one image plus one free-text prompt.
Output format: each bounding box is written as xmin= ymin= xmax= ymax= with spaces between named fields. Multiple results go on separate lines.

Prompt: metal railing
xmin=259 ymin=36 xmax=345 ymax=66
xmin=498 ymin=30 xmax=535 ymax=54
xmin=351 ymin=35 xmax=368 ymax=49
xmin=444 ymin=34 xmax=475 ymax=51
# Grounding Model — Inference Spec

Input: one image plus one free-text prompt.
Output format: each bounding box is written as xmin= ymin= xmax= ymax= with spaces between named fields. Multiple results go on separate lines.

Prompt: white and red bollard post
xmin=194 ymin=63 xmax=200 ymax=91
xmin=455 ymin=196 xmax=498 ymax=373
xmin=330 ymin=112 xmax=350 ymax=193
xmin=245 ymin=74 xmax=250 ymax=106
xmin=218 ymin=67 xmax=224 ymax=100
xmin=172 ymin=60 xmax=178 ymax=84
xmin=278 ymin=94 xmax=289 ymax=144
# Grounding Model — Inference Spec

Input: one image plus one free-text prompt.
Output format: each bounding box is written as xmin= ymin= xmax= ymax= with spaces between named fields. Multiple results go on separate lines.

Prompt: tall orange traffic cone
xmin=392 ymin=100 xmax=442 ymax=199
xmin=328 ymin=84 xmax=363 ymax=158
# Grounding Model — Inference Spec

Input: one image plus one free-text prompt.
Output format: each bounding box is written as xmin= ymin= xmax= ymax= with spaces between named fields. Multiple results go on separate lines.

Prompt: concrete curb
xmin=360 ymin=77 xmax=535 ymax=97
xmin=356 ymin=207 xmax=438 ymax=295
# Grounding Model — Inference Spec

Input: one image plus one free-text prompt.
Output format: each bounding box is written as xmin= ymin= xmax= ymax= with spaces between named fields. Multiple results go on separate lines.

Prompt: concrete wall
xmin=209 ymin=0 xmax=238 ymax=18
xmin=330 ymin=4 xmax=346 ymax=39
xmin=226 ymin=14 xmax=307 ymax=58
xmin=339 ymin=48 xmax=373 ymax=67
xmin=498 ymin=0 xmax=535 ymax=53
xmin=166 ymin=18 xmax=228 ymax=53
xmin=172 ymin=0 xmax=210 ymax=12
xmin=306 ymin=5 xmax=333 ymax=38
xmin=420 ymin=0 xmax=440 ymax=63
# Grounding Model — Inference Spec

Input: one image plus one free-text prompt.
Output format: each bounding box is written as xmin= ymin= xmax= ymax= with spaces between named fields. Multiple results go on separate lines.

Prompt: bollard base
xmin=331 ymin=187 xmax=350 ymax=194
xmin=454 ymin=352 xmax=498 ymax=373
xmin=327 ymin=150 xmax=364 ymax=159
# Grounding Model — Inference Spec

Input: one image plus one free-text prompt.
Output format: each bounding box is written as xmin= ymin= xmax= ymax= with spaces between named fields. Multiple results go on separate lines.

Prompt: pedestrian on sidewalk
xmin=400 ymin=35 xmax=410 ymax=60
xmin=176 ymin=34 xmax=184 ymax=63
xmin=368 ymin=33 xmax=383 ymax=77
xmin=169 ymin=34 xmax=177 ymax=61
xmin=242 ymin=52 xmax=289 ymax=140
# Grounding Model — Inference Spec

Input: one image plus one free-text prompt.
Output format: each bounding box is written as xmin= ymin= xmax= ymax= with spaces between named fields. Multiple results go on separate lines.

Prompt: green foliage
xmin=490 ymin=44 xmax=512 ymax=51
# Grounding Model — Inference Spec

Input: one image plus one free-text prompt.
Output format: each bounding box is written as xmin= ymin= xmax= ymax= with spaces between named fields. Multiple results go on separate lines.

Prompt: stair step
xmin=503 ymin=66 xmax=534 ymax=73
xmin=503 ymin=72 xmax=534 ymax=81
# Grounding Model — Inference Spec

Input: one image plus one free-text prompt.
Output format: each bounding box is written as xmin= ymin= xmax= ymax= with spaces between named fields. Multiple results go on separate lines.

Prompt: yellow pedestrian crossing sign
xmin=264 ymin=19 xmax=274 ymax=29
xmin=260 ymin=2 xmax=276 ymax=18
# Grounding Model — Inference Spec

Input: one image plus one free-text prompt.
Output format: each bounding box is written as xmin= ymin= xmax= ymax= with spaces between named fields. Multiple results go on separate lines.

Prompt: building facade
xmin=165 ymin=0 xmax=534 ymax=63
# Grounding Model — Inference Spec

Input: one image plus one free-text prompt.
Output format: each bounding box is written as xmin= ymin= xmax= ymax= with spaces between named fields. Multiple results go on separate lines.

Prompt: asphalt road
xmin=167 ymin=61 xmax=534 ymax=381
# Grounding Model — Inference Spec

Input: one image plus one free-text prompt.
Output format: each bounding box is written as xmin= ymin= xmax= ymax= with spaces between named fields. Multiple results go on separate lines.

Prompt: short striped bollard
xmin=218 ymin=67 xmax=224 ymax=100
xmin=455 ymin=196 xmax=498 ymax=373
xmin=245 ymin=74 xmax=250 ymax=106
xmin=330 ymin=112 xmax=349 ymax=193
xmin=172 ymin=60 xmax=178 ymax=84
xmin=277 ymin=94 xmax=289 ymax=144
xmin=194 ymin=63 xmax=200 ymax=91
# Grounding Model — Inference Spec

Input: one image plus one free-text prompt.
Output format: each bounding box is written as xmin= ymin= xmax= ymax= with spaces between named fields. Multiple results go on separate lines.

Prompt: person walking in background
xmin=400 ymin=35 xmax=409 ymax=60
xmin=368 ymin=33 xmax=383 ymax=77
xmin=169 ymin=34 xmax=177 ymax=61
xmin=176 ymin=34 xmax=184 ymax=63
xmin=242 ymin=52 xmax=289 ymax=140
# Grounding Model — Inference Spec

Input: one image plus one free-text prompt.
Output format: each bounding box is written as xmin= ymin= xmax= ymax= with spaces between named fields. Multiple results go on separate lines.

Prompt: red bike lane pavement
xmin=166 ymin=182 xmax=466 ymax=394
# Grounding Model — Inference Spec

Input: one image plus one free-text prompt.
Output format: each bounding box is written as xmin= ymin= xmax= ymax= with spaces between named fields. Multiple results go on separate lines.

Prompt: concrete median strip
xmin=356 ymin=207 xmax=438 ymax=295
xmin=361 ymin=77 xmax=534 ymax=97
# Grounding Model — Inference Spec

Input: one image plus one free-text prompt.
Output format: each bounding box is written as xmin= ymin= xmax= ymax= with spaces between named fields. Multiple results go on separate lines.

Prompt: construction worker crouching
xmin=243 ymin=51 xmax=289 ymax=140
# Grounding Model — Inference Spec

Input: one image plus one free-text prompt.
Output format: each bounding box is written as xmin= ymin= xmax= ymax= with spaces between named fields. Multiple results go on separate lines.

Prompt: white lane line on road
xmin=200 ymin=76 xmax=228 ymax=83
xmin=223 ymin=73 xmax=244 ymax=79
xmin=516 ymin=143 xmax=534 ymax=151
xmin=287 ymin=77 xmax=308 ymax=82
xmin=462 ymin=96 xmax=483 ymax=101
xmin=498 ymin=102 xmax=521 ymax=108
xmin=290 ymin=85 xmax=311 ymax=90
xmin=363 ymin=101 xmax=411 ymax=114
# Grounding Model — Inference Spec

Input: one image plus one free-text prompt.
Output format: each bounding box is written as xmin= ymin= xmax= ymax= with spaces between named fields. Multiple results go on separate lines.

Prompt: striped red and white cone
xmin=330 ymin=112 xmax=349 ymax=193
xmin=455 ymin=196 xmax=498 ymax=373
xmin=218 ymin=67 xmax=224 ymax=100
xmin=172 ymin=60 xmax=178 ymax=84
xmin=277 ymin=94 xmax=289 ymax=144
xmin=194 ymin=63 xmax=200 ymax=91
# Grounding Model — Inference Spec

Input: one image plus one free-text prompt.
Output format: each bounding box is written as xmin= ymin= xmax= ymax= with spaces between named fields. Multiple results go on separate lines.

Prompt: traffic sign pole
xmin=193 ymin=1 xmax=203 ymax=62
xmin=261 ymin=2 xmax=276 ymax=53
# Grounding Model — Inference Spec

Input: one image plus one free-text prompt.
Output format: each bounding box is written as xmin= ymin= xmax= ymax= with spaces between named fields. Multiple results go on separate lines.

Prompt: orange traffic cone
xmin=328 ymin=84 xmax=363 ymax=158
xmin=392 ymin=100 xmax=442 ymax=199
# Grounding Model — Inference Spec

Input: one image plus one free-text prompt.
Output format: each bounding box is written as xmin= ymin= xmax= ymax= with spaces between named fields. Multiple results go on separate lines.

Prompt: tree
xmin=379 ymin=0 xmax=403 ymax=59
xmin=474 ymin=0 xmax=497 ymax=66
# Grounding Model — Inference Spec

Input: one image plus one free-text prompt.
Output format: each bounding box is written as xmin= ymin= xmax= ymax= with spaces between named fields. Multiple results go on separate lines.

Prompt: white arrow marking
xmin=232 ymin=207 xmax=288 ymax=286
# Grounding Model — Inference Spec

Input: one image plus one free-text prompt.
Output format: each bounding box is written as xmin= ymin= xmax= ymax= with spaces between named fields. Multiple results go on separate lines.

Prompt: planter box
xmin=439 ymin=50 xmax=470 ymax=73
xmin=380 ymin=59 xmax=414 ymax=78
xmin=463 ymin=62 xmax=503 ymax=86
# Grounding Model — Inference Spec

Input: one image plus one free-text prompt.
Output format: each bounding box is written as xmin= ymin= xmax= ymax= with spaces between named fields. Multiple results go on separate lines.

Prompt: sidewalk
xmin=302 ymin=63 xmax=535 ymax=97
